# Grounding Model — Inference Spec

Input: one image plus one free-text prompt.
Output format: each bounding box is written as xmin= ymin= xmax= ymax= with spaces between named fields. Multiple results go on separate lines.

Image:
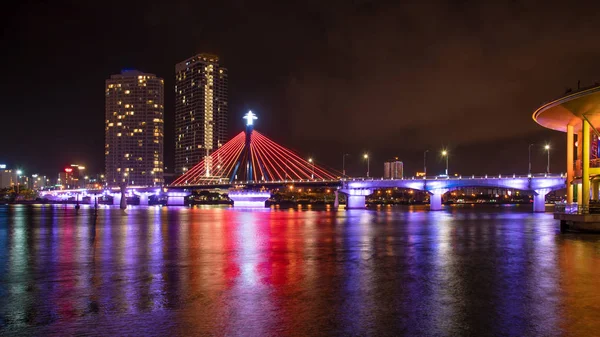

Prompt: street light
xmin=424 ymin=150 xmax=429 ymax=177
xmin=545 ymin=144 xmax=550 ymax=173
xmin=16 ymin=170 xmax=22 ymax=194
xmin=308 ymin=158 xmax=314 ymax=179
xmin=528 ymin=143 xmax=534 ymax=177
xmin=364 ymin=153 xmax=370 ymax=178
xmin=342 ymin=153 xmax=349 ymax=178
xmin=441 ymin=150 xmax=448 ymax=176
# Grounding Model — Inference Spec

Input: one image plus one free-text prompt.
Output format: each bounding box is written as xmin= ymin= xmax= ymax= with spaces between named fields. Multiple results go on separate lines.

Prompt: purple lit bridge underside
xmin=341 ymin=175 xmax=565 ymax=212
xmin=40 ymin=175 xmax=565 ymax=212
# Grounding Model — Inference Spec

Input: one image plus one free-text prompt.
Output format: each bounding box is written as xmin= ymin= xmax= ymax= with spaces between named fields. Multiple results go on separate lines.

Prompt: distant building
xmin=0 ymin=169 xmax=18 ymax=189
xmin=31 ymin=175 xmax=49 ymax=190
xmin=64 ymin=164 xmax=86 ymax=188
xmin=58 ymin=167 xmax=75 ymax=189
xmin=384 ymin=158 xmax=403 ymax=179
xmin=105 ymin=70 xmax=164 ymax=187
xmin=175 ymin=53 xmax=228 ymax=176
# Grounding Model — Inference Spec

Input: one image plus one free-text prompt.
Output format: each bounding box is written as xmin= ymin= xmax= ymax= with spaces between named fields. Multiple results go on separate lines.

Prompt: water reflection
xmin=0 ymin=204 xmax=599 ymax=336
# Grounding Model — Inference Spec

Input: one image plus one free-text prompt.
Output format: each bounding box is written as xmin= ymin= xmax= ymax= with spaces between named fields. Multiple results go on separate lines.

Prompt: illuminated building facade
xmin=533 ymin=84 xmax=600 ymax=210
xmin=0 ymin=169 xmax=18 ymax=189
xmin=105 ymin=70 xmax=164 ymax=187
xmin=175 ymin=53 xmax=228 ymax=176
xmin=384 ymin=158 xmax=404 ymax=179
xmin=58 ymin=168 xmax=75 ymax=189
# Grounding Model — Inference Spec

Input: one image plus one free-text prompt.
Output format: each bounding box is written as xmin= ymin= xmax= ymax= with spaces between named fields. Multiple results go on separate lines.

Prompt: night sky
xmin=2 ymin=1 xmax=600 ymax=178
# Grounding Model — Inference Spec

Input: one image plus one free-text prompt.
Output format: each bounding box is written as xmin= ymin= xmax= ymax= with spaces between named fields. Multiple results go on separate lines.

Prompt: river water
xmin=1 ymin=204 xmax=600 ymax=336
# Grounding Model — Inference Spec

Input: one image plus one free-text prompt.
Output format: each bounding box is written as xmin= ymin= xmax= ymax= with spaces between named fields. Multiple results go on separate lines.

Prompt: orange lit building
xmin=533 ymin=84 xmax=600 ymax=211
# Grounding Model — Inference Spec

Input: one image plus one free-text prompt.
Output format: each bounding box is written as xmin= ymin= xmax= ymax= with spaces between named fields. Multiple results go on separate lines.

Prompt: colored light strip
xmin=172 ymin=131 xmax=245 ymax=185
xmin=253 ymin=132 xmax=315 ymax=179
xmin=171 ymin=127 xmax=340 ymax=186
xmin=255 ymin=131 xmax=337 ymax=179
xmin=252 ymin=132 xmax=301 ymax=179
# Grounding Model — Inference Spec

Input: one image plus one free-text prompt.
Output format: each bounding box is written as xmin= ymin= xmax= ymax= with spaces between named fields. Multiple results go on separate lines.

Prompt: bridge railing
xmin=346 ymin=173 xmax=565 ymax=181
xmin=171 ymin=173 xmax=566 ymax=187
xmin=554 ymin=202 xmax=600 ymax=215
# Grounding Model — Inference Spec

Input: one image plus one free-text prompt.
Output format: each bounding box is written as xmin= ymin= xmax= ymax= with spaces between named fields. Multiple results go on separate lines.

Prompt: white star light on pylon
xmin=243 ymin=110 xmax=258 ymax=126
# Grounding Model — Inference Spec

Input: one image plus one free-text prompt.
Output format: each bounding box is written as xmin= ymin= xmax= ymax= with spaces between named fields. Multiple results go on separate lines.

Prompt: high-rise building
xmin=175 ymin=53 xmax=228 ymax=176
xmin=105 ymin=70 xmax=164 ymax=187
xmin=384 ymin=158 xmax=404 ymax=179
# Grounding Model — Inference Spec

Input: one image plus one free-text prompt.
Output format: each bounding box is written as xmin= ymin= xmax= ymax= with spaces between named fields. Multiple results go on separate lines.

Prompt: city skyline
xmin=3 ymin=1 xmax=600 ymax=177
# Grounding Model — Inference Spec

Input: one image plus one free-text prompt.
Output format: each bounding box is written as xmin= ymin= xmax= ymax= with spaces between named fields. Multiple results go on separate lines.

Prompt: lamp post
xmin=364 ymin=153 xmax=369 ymax=178
xmin=308 ymin=158 xmax=314 ymax=179
xmin=424 ymin=150 xmax=429 ymax=177
xmin=528 ymin=143 xmax=534 ymax=177
xmin=16 ymin=170 xmax=22 ymax=194
xmin=442 ymin=150 xmax=448 ymax=176
xmin=545 ymin=144 xmax=550 ymax=174
xmin=342 ymin=153 xmax=349 ymax=178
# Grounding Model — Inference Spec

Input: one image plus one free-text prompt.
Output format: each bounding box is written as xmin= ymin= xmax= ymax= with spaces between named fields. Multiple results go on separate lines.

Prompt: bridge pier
xmin=229 ymin=190 xmax=270 ymax=207
xmin=334 ymin=190 xmax=339 ymax=208
xmin=340 ymin=188 xmax=373 ymax=209
xmin=112 ymin=193 xmax=121 ymax=207
xmin=166 ymin=191 xmax=188 ymax=206
xmin=428 ymin=189 xmax=448 ymax=211
xmin=533 ymin=188 xmax=551 ymax=212
xmin=139 ymin=193 xmax=149 ymax=206
xmin=347 ymin=195 xmax=366 ymax=209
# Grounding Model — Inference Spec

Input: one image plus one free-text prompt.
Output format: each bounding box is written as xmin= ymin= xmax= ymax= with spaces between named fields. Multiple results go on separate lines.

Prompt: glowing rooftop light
xmin=243 ymin=110 xmax=258 ymax=126
xmin=16 ymin=170 xmax=22 ymax=175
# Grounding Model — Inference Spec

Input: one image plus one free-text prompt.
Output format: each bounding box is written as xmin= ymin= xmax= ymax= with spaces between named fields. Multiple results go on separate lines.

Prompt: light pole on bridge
xmin=424 ymin=150 xmax=429 ymax=177
xmin=363 ymin=153 xmax=369 ymax=178
xmin=442 ymin=150 xmax=448 ymax=176
xmin=342 ymin=153 xmax=349 ymax=178
xmin=308 ymin=158 xmax=314 ymax=179
xmin=545 ymin=144 xmax=551 ymax=174
xmin=528 ymin=143 xmax=534 ymax=177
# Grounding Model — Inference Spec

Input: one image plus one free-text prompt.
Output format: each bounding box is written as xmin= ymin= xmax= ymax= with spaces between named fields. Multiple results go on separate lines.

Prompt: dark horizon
xmin=2 ymin=1 xmax=598 ymax=178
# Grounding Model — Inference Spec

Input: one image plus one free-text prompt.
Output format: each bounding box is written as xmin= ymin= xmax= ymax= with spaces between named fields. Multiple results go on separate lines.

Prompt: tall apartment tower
xmin=384 ymin=158 xmax=404 ymax=179
xmin=105 ymin=70 xmax=164 ymax=187
xmin=175 ymin=53 xmax=228 ymax=176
